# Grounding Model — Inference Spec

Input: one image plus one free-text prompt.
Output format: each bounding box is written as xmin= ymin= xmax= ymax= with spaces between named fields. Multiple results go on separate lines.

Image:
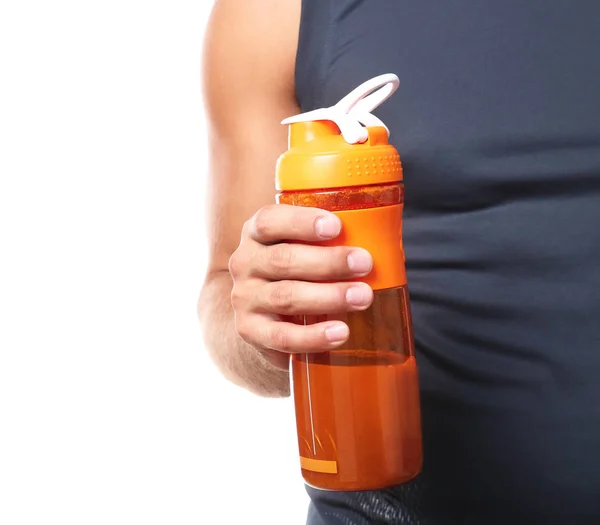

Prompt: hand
xmin=229 ymin=204 xmax=374 ymax=370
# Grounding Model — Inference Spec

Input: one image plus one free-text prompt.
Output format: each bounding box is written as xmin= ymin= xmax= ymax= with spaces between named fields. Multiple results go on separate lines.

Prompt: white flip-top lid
xmin=281 ymin=73 xmax=400 ymax=144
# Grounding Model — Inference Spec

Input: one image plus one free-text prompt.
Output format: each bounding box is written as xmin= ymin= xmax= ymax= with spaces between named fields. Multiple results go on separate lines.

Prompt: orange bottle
xmin=275 ymin=75 xmax=423 ymax=491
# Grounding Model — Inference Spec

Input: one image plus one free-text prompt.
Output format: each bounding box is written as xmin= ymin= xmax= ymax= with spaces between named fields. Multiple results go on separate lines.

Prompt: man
xmin=198 ymin=0 xmax=600 ymax=523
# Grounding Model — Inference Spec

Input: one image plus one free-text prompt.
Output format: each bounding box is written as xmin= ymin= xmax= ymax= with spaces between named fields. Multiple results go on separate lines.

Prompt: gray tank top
xmin=296 ymin=1 xmax=600 ymax=523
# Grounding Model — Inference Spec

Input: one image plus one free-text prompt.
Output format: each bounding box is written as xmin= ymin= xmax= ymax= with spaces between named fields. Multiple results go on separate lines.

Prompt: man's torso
xmin=296 ymin=1 xmax=600 ymax=522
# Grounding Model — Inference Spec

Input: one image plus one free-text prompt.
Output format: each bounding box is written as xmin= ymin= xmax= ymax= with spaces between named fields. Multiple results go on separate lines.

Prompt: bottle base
xmin=293 ymin=349 xmax=423 ymax=493
xmin=302 ymin=468 xmax=422 ymax=493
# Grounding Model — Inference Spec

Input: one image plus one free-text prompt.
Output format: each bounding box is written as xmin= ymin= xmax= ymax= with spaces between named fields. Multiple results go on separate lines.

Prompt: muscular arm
xmin=198 ymin=0 xmax=301 ymax=397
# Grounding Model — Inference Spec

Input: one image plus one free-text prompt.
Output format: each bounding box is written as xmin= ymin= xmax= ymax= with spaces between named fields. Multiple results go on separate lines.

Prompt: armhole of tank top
xmin=294 ymin=0 xmax=334 ymax=111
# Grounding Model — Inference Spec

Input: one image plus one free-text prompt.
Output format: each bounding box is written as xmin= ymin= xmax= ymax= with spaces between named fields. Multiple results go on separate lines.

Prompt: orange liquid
xmin=278 ymin=189 xmax=422 ymax=490
xmin=291 ymin=287 xmax=423 ymax=491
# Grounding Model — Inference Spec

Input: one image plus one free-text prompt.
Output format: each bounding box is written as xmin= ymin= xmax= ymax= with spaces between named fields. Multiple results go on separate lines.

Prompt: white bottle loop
xmin=281 ymin=73 xmax=400 ymax=144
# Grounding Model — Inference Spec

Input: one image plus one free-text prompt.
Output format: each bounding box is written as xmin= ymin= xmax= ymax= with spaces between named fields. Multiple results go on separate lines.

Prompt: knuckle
xmin=230 ymin=283 xmax=244 ymax=309
xmin=268 ymin=243 xmax=294 ymax=277
xmin=241 ymin=219 xmax=252 ymax=238
xmin=252 ymin=205 xmax=276 ymax=239
xmin=228 ymin=251 xmax=241 ymax=276
xmin=268 ymin=282 xmax=294 ymax=312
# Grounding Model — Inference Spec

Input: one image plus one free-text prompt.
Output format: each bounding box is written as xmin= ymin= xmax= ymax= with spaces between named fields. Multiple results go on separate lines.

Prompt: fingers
xmin=232 ymin=243 xmax=373 ymax=281
xmin=230 ymin=204 xmax=376 ymax=358
xmin=232 ymin=204 xmax=374 ymax=282
xmin=236 ymin=314 xmax=351 ymax=354
xmin=252 ymin=280 xmax=373 ymax=315
xmin=245 ymin=204 xmax=342 ymax=244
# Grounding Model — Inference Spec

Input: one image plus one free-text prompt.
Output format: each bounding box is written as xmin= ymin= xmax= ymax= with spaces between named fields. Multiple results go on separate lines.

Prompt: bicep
xmin=202 ymin=0 xmax=301 ymax=274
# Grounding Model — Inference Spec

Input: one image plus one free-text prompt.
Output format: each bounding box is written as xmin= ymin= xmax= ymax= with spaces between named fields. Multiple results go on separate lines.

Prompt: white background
xmin=0 ymin=1 xmax=308 ymax=523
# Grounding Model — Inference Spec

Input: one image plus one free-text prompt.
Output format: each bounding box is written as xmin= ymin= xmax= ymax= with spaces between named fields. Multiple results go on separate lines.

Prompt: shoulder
xmin=203 ymin=0 xmax=302 ymax=129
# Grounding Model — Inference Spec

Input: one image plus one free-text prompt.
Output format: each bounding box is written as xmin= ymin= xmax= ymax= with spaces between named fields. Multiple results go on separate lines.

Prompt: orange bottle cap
xmin=276 ymin=124 xmax=402 ymax=191
xmin=275 ymin=74 xmax=403 ymax=192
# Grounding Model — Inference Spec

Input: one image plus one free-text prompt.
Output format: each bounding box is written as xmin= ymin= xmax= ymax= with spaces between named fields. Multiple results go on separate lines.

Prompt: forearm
xmin=197 ymin=271 xmax=290 ymax=398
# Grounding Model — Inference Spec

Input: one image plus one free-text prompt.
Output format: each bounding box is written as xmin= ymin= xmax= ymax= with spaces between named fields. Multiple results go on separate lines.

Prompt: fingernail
xmin=315 ymin=215 xmax=341 ymax=239
xmin=347 ymin=249 xmax=373 ymax=274
xmin=325 ymin=323 xmax=349 ymax=343
xmin=346 ymin=284 xmax=373 ymax=307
